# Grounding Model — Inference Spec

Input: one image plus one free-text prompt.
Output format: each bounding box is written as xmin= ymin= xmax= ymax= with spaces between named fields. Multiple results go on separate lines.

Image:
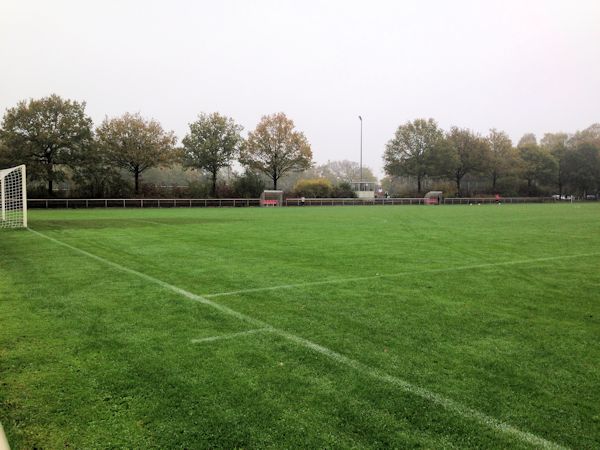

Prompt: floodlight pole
xmin=358 ymin=115 xmax=363 ymax=184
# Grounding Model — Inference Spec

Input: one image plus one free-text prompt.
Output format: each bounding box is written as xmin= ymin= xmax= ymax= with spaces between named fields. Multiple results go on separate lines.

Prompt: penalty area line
xmin=204 ymin=251 xmax=600 ymax=298
xmin=133 ymin=219 xmax=173 ymax=226
xmin=191 ymin=328 xmax=270 ymax=343
xmin=29 ymin=228 xmax=566 ymax=450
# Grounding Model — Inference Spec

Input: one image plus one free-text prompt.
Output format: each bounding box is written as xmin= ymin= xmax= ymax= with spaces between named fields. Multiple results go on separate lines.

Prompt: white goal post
xmin=0 ymin=165 xmax=28 ymax=229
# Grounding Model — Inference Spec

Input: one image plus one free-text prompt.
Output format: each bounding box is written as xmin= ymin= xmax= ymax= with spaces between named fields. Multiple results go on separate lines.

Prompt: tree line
xmin=2 ymin=95 xmax=598 ymax=199
xmin=383 ymin=119 xmax=600 ymax=197
xmin=0 ymin=95 xmax=314 ymax=197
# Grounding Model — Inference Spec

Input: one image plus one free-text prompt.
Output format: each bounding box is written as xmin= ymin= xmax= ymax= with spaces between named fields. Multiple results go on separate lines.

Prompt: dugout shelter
xmin=424 ymin=191 xmax=443 ymax=205
xmin=260 ymin=190 xmax=283 ymax=207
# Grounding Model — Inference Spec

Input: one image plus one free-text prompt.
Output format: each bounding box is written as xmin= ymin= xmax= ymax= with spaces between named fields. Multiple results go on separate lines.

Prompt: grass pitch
xmin=1 ymin=204 xmax=599 ymax=448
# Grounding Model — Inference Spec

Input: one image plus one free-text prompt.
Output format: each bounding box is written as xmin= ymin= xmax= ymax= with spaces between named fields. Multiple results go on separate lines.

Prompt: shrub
xmin=331 ymin=181 xmax=356 ymax=198
xmin=232 ymin=171 xmax=266 ymax=198
xmin=293 ymin=178 xmax=332 ymax=198
xmin=187 ymin=180 xmax=212 ymax=198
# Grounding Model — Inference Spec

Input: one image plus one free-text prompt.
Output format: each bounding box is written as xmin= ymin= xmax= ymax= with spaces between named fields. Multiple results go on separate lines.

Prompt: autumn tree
xmin=96 ymin=113 xmax=177 ymax=194
xmin=0 ymin=139 xmax=11 ymax=168
xmin=315 ymin=160 xmax=377 ymax=184
xmin=383 ymin=118 xmax=446 ymax=193
xmin=182 ymin=113 xmax=243 ymax=197
xmin=70 ymin=141 xmax=128 ymax=198
xmin=517 ymin=133 xmax=537 ymax=148
xmin=563 ymin=124 xmax=600 ymax=195
xmin=540 ymin=132 xmax=569 ymax=195
xmin=568 ymin=123 xmax=600 ymax=148
xmin=0 ymin=94 xmax=93 ymax=195
xmin=241 ymin=112 xmax=312 ymax=190
xmin=563 ymin=142 xmax=600 ymax=196
xmin=487 ymin=129 xmax=516 ymax=191
xmin=518 ymin=143 xmax=557 ymax=195
xmin=445 ymin=127 xmax=491 ymax=194
xmin=232 ymin=170 xmax=266 ymax=198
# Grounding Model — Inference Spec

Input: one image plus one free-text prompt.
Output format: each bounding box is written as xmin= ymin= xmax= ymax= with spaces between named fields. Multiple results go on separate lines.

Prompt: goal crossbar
xmin=0 ymin=165 xmax=28 ymax=229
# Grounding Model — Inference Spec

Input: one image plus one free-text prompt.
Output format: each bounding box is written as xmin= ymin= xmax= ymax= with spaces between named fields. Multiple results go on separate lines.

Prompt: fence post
xmin=105 ymin=199 xmax=107 ymax=208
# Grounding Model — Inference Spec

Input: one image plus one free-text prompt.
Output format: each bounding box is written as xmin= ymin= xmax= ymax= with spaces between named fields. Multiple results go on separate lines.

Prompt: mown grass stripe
xmin=29 ymin=228 xmax=568 ymax=450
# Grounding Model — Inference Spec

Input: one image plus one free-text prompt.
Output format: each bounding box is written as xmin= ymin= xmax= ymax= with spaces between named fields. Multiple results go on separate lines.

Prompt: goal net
xmin=260 ymin=190 xmax=283 ymax=207
xmin=1 ymin=165 xmax=28 ymax=229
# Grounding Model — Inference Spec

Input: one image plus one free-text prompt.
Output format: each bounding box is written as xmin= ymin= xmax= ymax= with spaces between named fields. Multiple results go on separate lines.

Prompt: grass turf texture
xmin=1 ymin=204 xmax=599 ymax=448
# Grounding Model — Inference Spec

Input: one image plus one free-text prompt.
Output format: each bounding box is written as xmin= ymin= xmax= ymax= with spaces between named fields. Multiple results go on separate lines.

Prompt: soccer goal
xmin=260 ymin=190 xmax=283 ymax=207
xmin=1 ymin=165 xmax=28 ymax=229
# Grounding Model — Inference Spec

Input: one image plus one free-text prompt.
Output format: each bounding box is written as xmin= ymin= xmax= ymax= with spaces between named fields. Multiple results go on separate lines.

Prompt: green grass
xmin=1 ymin=204 xmax=599 ymax=448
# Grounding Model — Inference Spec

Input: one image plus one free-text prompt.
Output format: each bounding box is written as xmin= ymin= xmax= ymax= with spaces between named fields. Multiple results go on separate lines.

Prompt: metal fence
xmin=442 ymin=197 xmax=553 ymax=204
xmin=27 ymin=196 xmax=562 ymax=209
xmin=285 ymin=197 xmax=556 ymax=206
xmin=284 ymin=198 xmax=427 ymax=206
xmin=28 ymin=198 xmax=260 ymax=209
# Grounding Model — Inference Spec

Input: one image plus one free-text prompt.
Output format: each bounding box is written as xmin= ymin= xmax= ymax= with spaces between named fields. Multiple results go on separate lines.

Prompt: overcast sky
xmin=1 ymin=0 xmax=599 ymax=178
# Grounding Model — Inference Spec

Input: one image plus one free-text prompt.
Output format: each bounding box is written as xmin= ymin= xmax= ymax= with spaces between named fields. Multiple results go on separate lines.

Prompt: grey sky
xmin=1 ymin=0 xmax=599 ymax=178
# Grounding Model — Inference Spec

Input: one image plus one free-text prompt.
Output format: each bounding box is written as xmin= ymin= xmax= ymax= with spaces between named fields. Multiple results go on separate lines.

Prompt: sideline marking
xmin=191 ymin=328 xmax=270 ymax=343
xmin=29 ymin=229 xmax=566 ymax=449
xmin=205 ymin=252 xmax=600 ymax=298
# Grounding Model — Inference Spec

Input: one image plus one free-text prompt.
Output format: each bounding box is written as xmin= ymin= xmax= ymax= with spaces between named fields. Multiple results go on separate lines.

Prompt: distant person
xmin=495 ymin=193 xmax=501 ymax=205
xmin=300 ymin=196 xmax=305 ymax=206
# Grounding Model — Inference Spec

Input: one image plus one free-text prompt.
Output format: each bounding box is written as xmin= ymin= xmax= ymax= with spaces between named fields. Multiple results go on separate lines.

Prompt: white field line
xmin=29 ymin=228 xmax=567 ymax=450
xmin=134 ymin=219 xmax=172 ymax=226
xmin=0 ymin=422 xmax=10 ymax=450
xmin=191 ymin=328 xmax=270 ymax=343
xmin=205 ymin=252 xmax=600 ymax=298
